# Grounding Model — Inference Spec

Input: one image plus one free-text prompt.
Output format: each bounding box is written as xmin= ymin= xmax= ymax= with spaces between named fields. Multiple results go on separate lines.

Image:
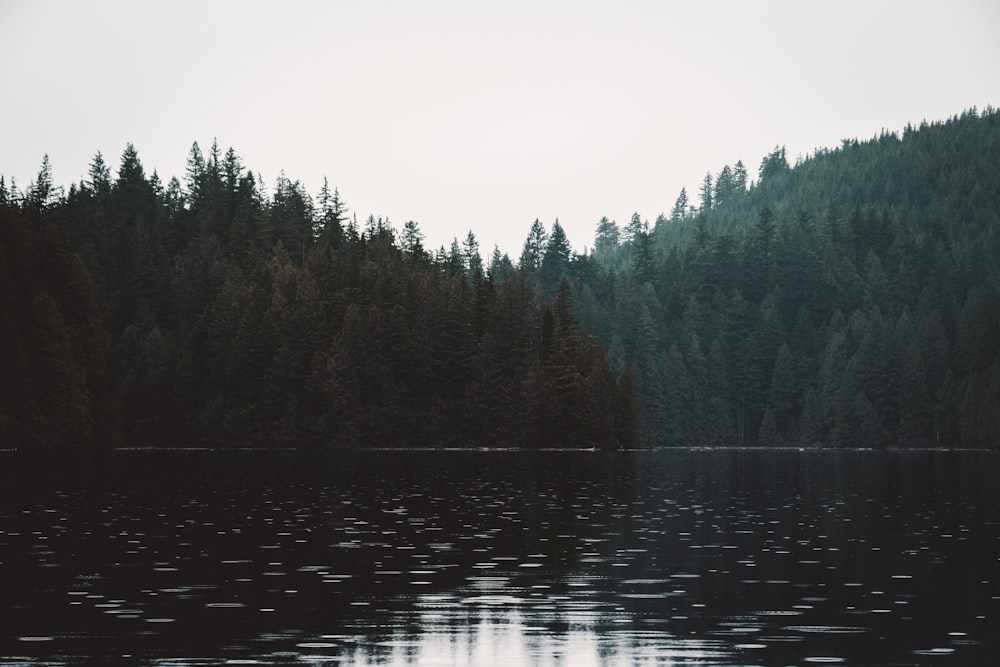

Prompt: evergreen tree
xmin=614 ymin=367 xmax=641 ymax=448
xmin=632 ymin=227 xmax=656 ymax=286
xmin=487 ymin=245 xmax=515 ymax=280
xmin=768 ymin=342 xmax=797 ymax=439
xmin=714 ymin=164 xmax=734 ymax=208
xmin=316 ymin=177 xmax=347 ymax=244
xmin=462 ymin=229 xmax=482 ymax=275
xmin=185 ymin=141 xmax=205 ymax=206
xmin=623 ymin=212 xmax=645 ymax=245
xmin=5 ymin=109 xmax=1000 ymax=450
xmin=898 ymin=337 xmax=931 ymax=444
xmin=540 ymin=220 xmax=571 ymax=295
xmin=401 ymin=220 xmax=425 ymax=257
xmin=26 ymin=154 xmax=59 ymax=213
xmin=757 ymin=408 xmax=780 ymax=445
xmin=86 ymin=151 xmax=112 ymax=197
xmin=698 ymin=172 xmax=713 ymax=211
xmin=758 ymin=145 xmax=790 ymax=183
xmin=594 ymin=216 xmax=620 ymax=254
xmin=670 ymin=187 xmax=688 ymax=222
xmin=519 ymin=218 xmax=547 ymax=272
xmin=732 ymin=160 xmax=748 ymax=191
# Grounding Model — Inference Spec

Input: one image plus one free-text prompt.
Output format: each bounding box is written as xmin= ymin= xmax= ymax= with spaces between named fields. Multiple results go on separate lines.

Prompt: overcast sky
xmin=2 ymin=0 xmax=998 ymax=256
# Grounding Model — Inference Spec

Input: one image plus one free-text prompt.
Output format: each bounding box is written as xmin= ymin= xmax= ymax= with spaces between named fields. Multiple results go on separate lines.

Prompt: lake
xmin=0 ymin=448 xmax=997 ymax=666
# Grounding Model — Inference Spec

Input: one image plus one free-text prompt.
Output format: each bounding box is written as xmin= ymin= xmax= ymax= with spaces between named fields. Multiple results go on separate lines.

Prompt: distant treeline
xmin=2 ymin=107 xmax=998 ymax=450
xmin=0 ymin=145 xmax=638 ymax=450
xmin=550 ymin=107 xmax=998 ymax=449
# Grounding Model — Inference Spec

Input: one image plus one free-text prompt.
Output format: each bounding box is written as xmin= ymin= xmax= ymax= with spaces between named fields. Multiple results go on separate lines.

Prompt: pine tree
xmin=401 ymin=220 xmax=425 ymax=257
xmin=768 ymin=342 xmax=796 ymax=439
xmin=316 ymin=177 xmax=346 ymax=244
xmin=519 ymin=219 xmax=547 ymax=272
xmin=614 ymin=367 xmax=640 ymax=448
xmin=755 ymin=206 xmax=776 ymax=260
xmin=898 ymin=337 xmax=931 ymax=444
xmin=540 ymin=220 xmax=571 ymax=296
xmin=714 ymin=164 xmax=734 ymax=208
xmin=185 ymin=141 xmax=205 ymax=206
xmin=463 ymin=229 xmax=482 ymax=275
xmin=623 ymin=212 xmax=644 ymax=245
xmin=594 ymin=216 xmax=620 ymax=254
xmin=699 ymin=174 xmax=713 ymax=212
xmin=758 ymin=145 xmax=789 ymax=183
xmin=670 ymin=187 xmax=688 ymax=222
xmin=27 ymin=154 xmax=58 ymax=213
xmin=757 ymin=408 xmax=780 ymax=445
xmin=87 ymin=151 xmax=112 ymax=197
xmin=732 ymin=160 xmax=748 ymax=191
xmin=632 ymin=228 xmax=656 ymax=286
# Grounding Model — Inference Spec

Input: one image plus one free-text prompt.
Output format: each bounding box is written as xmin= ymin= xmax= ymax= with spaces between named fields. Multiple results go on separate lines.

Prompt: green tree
xmin=714 ymin=164 xmax=734 ymax=208
xmin=732 ymin=160 xmax=748 ymax=192
xmin=698 ymin=172 xmax=713 ymax=211
xmin=758 ymin=145 xmax=789 ymax=183
xmin=614 ymin=367 xmax=641 ymax=448
xmin=401 ymin=220 xmax=425 ymax=257
xmin=754 ymin=206 xmax=777 ymax=261
xmin=623 ymin=212 xmax=645 ymax=245
xmin=540 ymin=220 xmax=571 ymax=296
xmin=897 ymin=337 xmax=931 ymax=444
xmin=86 ymin=151 xmax=112 ymax=197
xmin=594 ymin=216 xmax=620 ymax=254
xmin=757 ymin=408 xmax=780 ymax=445
xmin=519 ymin=218 xmax=547 ymax=272
xmin=463 ymin=229 xmax=482 ymax=275
xmin=27 ymin=154 xmax=60 ymax=213
xmin=670 ymin=187 xmax=689 ymax=222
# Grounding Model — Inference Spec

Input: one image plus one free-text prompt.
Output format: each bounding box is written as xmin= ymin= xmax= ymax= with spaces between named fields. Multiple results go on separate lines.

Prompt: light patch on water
xmin=913 ymin=647 xmax=956 ymax=655
xmin=784 ymin=625 xmax=867 ymax=634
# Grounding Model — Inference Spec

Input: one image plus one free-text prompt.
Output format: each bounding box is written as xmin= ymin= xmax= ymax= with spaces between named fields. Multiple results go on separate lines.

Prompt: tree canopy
xmin=3 ymin=107 xmax=999 ymax=450
xmin=0 ymin=148 xmax=637 ymax=451
xmin=576 ymin=107 xmax=1000 ymax=449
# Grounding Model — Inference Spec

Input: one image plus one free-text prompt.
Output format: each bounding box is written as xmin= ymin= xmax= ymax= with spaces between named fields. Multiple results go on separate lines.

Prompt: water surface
xmin=1 ymin=448 xmax=997 ymax=665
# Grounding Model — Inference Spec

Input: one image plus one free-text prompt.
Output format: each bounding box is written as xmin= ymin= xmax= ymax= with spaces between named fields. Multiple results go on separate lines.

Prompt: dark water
xmin=0 ymin=448 xmax=998 ymax=666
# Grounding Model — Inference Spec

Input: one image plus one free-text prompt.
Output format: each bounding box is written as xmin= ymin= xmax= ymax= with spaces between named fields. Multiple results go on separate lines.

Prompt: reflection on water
xmin=0 ymin=449 xmax=998 ymax=666
xmin=324 ymin=611 xmax=731 ymax=666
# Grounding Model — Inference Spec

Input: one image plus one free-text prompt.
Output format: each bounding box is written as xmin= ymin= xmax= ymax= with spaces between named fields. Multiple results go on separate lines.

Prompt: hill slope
xmin=3 ymin=108 xmax=998 ymax=450
xmin=569 ymin=107 xmax=1000 ymax=448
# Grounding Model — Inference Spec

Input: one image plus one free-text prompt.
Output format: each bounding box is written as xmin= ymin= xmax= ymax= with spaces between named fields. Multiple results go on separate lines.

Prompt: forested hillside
xmin=3 ymin=108 xmax=997 ymax=450
xmin=557 ymin=107 xmax=999 ymax=448
xmin=0 ymin=145 xmax=637 ymax=450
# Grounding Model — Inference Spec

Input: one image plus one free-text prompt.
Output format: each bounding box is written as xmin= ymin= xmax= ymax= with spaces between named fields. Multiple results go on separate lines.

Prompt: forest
xmin=565 ymin=107 xmax=1000 ymax=449
xmin=1 ymin=107 xmax=998 ymax=450
xmin=0 ymin=145 xmax=637 ymax=451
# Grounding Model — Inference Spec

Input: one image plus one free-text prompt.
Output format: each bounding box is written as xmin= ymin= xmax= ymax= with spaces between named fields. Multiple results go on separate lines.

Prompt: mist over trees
xmin=2 ymin=108 xmax=999 ymax=450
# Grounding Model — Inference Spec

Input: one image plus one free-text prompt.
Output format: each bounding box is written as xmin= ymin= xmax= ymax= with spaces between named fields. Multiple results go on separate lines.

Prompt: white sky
xmin=2 ymin=0 xmax=998 ymax=257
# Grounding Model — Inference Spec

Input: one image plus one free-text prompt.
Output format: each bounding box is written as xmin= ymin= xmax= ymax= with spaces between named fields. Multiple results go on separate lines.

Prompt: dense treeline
xmin=560 ymin=107 xmax=999 ymax=448
xmin=0 ymin=144 xmax=638 ymax=450
xmin=4 ymin=108 xmax=998 ymax=451
xmin=0 ymin=203 xmax=114 ymax=448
